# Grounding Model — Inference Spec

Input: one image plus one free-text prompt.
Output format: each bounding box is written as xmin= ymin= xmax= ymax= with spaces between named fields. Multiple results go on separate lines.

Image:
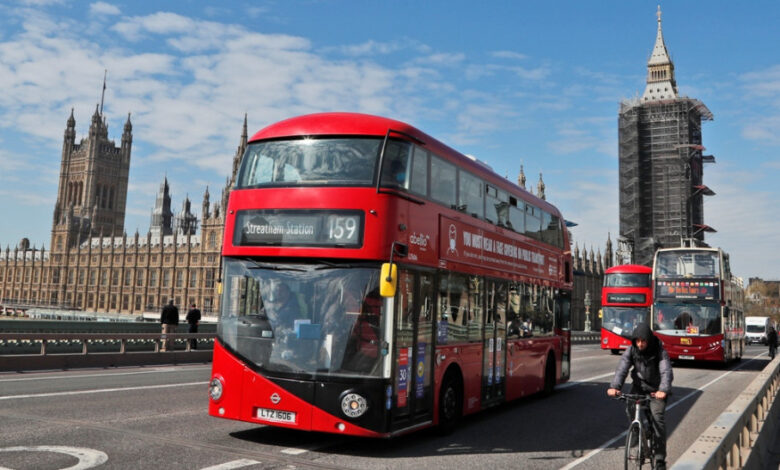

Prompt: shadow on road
xmin=230 ymin=381 xmax=702 ymax=461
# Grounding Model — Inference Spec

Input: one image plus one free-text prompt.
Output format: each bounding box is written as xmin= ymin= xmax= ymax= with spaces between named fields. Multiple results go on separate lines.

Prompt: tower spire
xmin=642 ymin=5 xmax=678 ymax=102
xmin=99 ymin=70 xmax=107 ymax=116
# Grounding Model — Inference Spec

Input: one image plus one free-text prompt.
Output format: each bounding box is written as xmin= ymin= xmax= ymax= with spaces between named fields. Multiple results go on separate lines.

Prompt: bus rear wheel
xmin=542 ymin=354 xmax=556 ymax=396
xmin=438 ymin=371 xmax=462 ymax=435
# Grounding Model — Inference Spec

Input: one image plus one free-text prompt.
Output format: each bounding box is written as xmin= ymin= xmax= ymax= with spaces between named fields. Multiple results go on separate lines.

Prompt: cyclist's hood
xmin=632 ymin=322 xmax=659 ymax=356
xmin=632 ymin=323 xmax=652 ymax=342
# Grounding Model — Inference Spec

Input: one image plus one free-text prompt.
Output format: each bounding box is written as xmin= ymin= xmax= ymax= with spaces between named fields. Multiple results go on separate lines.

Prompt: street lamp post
xmin=584 ymin=290 xmax=592 ymax=331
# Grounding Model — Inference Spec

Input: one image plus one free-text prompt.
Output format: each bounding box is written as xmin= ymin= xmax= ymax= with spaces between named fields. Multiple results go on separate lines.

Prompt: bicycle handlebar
xmin=614 ymin=393 xmax=654 ymax=403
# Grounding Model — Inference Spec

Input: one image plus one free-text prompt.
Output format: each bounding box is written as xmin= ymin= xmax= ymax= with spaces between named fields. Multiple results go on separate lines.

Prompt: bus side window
xmin=508 ymin=199 xmax=525 ymax=234
xmin=467 ymin=276 xmax=484 ymax=342
xmin=458 ymin=171 xmax=484 ymax=219
xmin=381 ymin=140 xmax=411 ymax=189
xmin=410 ymin=146 xmax=428 ymax=196
xmin=507 ymin=283 xmax=521 ymax=337
xmin=430 ymin=155 xmax=456 ymax=208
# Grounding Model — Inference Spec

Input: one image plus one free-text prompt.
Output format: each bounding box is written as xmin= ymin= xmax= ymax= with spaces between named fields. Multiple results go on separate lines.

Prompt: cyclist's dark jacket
xmin=610 ymin=323 xmax=673 ymax=394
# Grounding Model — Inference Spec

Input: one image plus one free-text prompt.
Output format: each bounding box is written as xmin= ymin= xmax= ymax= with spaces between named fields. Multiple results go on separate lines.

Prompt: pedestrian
xmin=186 ymin=303 xmax=201 ymax=350
xmin=767 ymin=325 xmax=778 ymax=359
xmin=160 ymin=300 xmax=179 ymax=351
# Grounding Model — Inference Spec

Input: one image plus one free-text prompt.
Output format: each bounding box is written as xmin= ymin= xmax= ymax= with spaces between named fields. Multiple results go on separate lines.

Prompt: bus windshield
xmin=602 ymin=306 xmax=650 ymax=336
xmin=604 ymin=273 xmax=650 ymax=287
xmin=218 ymin=259 xmax=383 ymax=378
xmin=653 ymin=301 xmax=721 ymax=335
xmin=655 ymin=250 xmax=720 ymax=279
xmin=236 ymin=137 xmax=413 ymax=188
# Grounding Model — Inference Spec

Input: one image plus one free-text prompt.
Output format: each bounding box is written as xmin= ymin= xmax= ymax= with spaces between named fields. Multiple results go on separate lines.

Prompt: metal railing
xmin=0 ymin=332 xmax=216 ymax=372
xmin=672 ymin=358 xmax=780 ymax=469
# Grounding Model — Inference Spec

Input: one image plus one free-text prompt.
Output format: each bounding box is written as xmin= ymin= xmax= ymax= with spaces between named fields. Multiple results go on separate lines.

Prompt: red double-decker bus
xmin=600 ymin=264 xmax=652 ymax=354
xmin=208 ymin=112 xmax=572 ymax=437
xmin=651 ymin=246 xmax=745 ymax=363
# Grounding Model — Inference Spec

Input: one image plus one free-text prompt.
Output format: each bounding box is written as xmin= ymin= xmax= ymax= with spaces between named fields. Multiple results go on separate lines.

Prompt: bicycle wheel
xmin=625 ymin=422 xmax=643 ymax=470
xmin=646 ymin=429 xmax=657 ymax=469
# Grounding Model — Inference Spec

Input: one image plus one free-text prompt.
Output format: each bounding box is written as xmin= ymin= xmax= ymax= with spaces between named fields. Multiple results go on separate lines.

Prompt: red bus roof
xmin=604 ymin=264 xmax=652 ymax=274
xmin=249 ymin=112 xmax=563 ymax=217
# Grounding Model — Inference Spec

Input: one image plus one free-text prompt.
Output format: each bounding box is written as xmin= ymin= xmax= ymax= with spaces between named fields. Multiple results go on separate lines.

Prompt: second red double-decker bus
xmin=600 ymin=264 xmax=652 ymax=354
xmin=651 ymin=246 xmax=745 ymax=363
xmin=208 ymin=112 xmax=572 ymax=437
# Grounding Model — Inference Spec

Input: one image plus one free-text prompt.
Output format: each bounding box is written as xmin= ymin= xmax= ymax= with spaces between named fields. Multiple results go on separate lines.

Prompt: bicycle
xmin=616 ymin=393 xmax=659 ymax=470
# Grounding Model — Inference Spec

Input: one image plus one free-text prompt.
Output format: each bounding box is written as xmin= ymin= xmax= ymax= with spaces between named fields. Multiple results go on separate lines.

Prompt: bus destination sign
xmin=606 ymin=293 xmax=646 ymax=304
xmin=656 ymin=280 xmax=719 ymax=300
xmin=233 ymin=209 xmax=363 ymax=248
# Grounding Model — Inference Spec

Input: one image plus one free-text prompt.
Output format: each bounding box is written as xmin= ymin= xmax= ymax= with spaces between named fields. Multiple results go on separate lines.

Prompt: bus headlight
xmin=341 ymin=392 xmax=368 ymax=418
xmin=209 ymin=377 xmax=224 ymax=402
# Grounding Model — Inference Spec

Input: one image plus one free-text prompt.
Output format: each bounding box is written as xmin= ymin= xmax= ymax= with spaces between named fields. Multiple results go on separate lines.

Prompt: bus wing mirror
xmin=380 ymin=263 xmax=397 ymax=298
xmin=394 ymin=243 xmax=409 ymax=258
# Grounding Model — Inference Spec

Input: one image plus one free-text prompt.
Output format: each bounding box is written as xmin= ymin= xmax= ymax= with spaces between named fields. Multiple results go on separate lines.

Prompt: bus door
xmin=390 ymin=270 xmax=434 ymax=428
xmin=482 ymin=279 xmax=507 ymax=405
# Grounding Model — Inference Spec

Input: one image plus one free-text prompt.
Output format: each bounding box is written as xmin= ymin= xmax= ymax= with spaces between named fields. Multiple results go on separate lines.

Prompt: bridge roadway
xmin=0 ymin=343 xmax=774 ymax=470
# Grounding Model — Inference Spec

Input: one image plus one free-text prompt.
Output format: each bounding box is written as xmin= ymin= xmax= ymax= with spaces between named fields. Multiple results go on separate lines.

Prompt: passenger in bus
xmin=267 ymin=283 xmax=304 ymax=360
xmin=343 ymin=312 xmax=380 ymax=373
xmin=319 ymin=288 xmax=352 ymax=370
xmin=343 ymin=288 xmax=381 ymax=373
xmin=521 ymin=318 xmax=533 ymax=337
xmin=270 ymin=283 xmax=299 ymax=321
xmin=674 ymin=312 xmax=693 ymax=330
xmin=507 ymin=288 xmax=522 ymax=337
xmin=383 ymin=156 xmax=407 ymax=188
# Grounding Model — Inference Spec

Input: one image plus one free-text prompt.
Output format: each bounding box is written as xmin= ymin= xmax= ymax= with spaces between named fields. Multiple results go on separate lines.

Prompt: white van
xmin=745 ymin=316 xmax=772 ymax=345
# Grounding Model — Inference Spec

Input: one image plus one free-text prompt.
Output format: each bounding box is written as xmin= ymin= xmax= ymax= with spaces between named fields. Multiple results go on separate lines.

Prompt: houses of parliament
xmin=0 ymin=102 xmax=250 ymax=315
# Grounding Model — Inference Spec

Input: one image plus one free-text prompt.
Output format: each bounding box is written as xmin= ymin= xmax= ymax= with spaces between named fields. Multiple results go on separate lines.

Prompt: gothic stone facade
xmin=0 ymin=109 xmax=247 ymax=315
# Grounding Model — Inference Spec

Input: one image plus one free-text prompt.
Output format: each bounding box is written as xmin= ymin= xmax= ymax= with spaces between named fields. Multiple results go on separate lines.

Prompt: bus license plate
xmin=256 ymin=407 xmax=296 ymax=424
xmin=678 ymin=355 xmax=694 ymax=360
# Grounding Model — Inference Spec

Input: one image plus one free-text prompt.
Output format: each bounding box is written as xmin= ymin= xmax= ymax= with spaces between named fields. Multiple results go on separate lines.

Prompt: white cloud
xmin=0 ymin=149 xmax=25 ymax=172
xmin=491 ymin=50 xmax=527 ymax=61
xmin=703 ymin=165 xmax=780 ymax=279
xmin=90 ymin=2 xmax=121 ymax=16
xmin=741 ymin=65 xmax=780 ymax=100
xmin=19 ymin=0 xmax=64 ymax=6
xmin=549 ymin=118 xmax=615 ymax=157
xmin=336 ymin=38 xmax=430 ymax=57
xmin=741 ymin=115 xmax=780 ymax=146
xmin=554 ymin=172 xmax=618 ymax=256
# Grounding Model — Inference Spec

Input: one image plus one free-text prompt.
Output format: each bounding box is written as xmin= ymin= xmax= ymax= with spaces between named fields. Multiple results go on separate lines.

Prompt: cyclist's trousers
xmin=626 ymin=392 xmax=667 ymax=463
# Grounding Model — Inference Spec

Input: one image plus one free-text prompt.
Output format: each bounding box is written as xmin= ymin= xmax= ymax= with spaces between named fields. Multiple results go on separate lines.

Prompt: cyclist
xmin=607 ymin=323 xmax=673 ymax=470
xmin=767 ymin=325 xmax=778 ymax=359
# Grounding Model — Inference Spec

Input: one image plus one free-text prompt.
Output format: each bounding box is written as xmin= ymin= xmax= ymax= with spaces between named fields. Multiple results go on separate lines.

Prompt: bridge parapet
xmin=672 ymin=358 xmax=780 ymax=469
xmin=0 ymin=332 xmax=215 ymax=372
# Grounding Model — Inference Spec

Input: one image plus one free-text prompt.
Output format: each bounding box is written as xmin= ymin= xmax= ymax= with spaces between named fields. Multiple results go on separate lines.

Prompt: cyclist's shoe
xmin=654 ymin=458 xmax=666 ymax=470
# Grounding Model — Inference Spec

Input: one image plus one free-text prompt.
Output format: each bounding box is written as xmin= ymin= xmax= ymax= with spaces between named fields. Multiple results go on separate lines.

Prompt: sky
xmin=0 ymin=0 xmax=777 ymax=280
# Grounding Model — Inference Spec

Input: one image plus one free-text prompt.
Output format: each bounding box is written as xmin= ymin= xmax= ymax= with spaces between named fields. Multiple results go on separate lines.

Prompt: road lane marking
xmin=557 ymin=372 xmax=613 ymax=390
xmin=0 ymin=445 xmax=108 ymax=469
xmin=281 ymin=448 xmax=309 ymax=455
xmin=0 ymin=366 xmax=211 ymax=383
xmin=559 ymin=354 xmax=765 ymax=469
xmin=0 ymin=381 xmax=205 ymax=401
xmin=201 ymin=459 xmax=261 ymax=470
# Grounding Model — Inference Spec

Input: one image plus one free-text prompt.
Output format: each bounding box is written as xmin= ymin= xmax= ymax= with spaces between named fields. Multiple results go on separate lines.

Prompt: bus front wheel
xmin=438 ymin=371 xmax=462 ymax=435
